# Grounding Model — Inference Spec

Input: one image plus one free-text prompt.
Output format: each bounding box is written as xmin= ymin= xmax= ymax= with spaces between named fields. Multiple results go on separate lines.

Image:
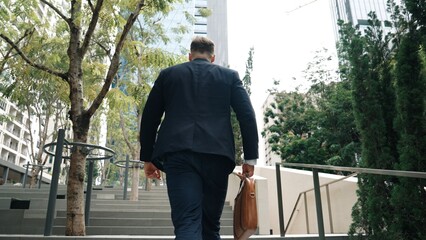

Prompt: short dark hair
xmin=190 ymin=36 xmax=215 ymax=56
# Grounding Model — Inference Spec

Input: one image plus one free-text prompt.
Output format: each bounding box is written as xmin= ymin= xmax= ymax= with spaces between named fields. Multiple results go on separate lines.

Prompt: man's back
xmin=140 ymin=58 xmax=258 ymax=163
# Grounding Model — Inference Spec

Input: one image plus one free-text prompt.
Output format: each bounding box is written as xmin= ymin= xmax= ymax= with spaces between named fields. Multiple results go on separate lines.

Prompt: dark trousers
xmin=163 ymin=151 xmax=234 ymax=240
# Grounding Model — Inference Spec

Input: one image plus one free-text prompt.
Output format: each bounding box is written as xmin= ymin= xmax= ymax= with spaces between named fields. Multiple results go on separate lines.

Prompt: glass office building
xmin=159 ymin=0 xmax=229 ymax=67
xmin=330 ymin=0 xmax=399 ymax=41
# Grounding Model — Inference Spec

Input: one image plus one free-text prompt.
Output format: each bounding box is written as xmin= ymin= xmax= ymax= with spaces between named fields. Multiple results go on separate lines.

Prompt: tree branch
xmin=87 ymin=0 xmax=145 ymax=117
xmin=40 ymin=0 xmax=70 ymax=24
xmin=95 ymin=41 xmax=112 ymax=61
xmin=0 ymin=33 xmax=69 ymax=81
xmin=119 ymin=110 xmax=137 ymax=156
xmin=80 ymin=0 xmax=104 ymax=56
xmin=0 ymin=29 xmax=32 ymax=74
xmin=87 ymin=0 xmax=95 ymax=12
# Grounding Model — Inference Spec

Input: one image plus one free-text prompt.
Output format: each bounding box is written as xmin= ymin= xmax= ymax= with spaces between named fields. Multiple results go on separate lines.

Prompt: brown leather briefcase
xmin=233 ymin=176 xmax=258 ymax=240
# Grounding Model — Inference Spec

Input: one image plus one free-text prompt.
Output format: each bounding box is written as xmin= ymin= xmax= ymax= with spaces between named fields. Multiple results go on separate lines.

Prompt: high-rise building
xmin=262 ymin=94 xmax=282 ymax=166
xmin=330 ymin=0 xmax=398 ymax=41
xmin=205 ymin=0 xmax=229 ymax=67
xmin=159 ymin=0 xmax=229 ymax=67
xmin=0 ymin=99 xmax=33 ymax=169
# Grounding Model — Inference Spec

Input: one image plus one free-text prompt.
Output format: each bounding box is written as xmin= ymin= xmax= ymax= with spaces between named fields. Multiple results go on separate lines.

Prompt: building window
xmin=357 ymin=19 xmax=381 ymax=27
xmin=0 ymin=100 xmax=6 ymax=110
xmin=384 ymin=20 xmax=392 ymax=27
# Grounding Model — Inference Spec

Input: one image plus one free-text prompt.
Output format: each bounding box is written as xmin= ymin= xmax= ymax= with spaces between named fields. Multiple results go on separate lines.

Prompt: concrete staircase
xmin=0 ymin=185 xmax=349 ymax=239
xmin=0 ymin=185 xmax=236 ymax=236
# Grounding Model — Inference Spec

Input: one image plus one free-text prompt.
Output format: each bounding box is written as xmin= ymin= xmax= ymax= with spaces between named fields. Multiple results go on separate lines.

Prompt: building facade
xmin=0 ymin=99 xmax=33 ymax=168
xmin=330 ymin=0 xmax=398 ymax=41
xmin=206 ymin=0 xmax=229 ymax=67
xmin=262 ymin=94 xmax=282 ymax=166
xmin=160 ymin=0 xmax=229 ymax=67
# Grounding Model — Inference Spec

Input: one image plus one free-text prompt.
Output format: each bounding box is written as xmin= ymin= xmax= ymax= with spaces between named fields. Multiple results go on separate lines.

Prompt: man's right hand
xmin=241 ymin=163 xmax=255 ymax=178
xmin=237 ymin=163 xmax=254 ymax=179
xmin=144 ymin=162 xmax=161 ymax=180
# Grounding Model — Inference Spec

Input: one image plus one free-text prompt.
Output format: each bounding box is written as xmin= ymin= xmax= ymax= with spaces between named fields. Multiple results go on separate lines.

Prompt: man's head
xmin=189 ymin=36 xmax=215 ymax=62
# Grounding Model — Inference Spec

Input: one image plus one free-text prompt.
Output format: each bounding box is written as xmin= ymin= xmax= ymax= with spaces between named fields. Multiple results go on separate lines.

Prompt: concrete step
xmin=0 ymin=185 xmax=237 ymax=237
xmin=88 ymin=204 xmax=173 ymax=210
xmin=0 ymin=197 xmax=67 ymax=210
xmin=0 ymin=234 xmax=351 ymax=239
xmin=56 ymin=209 xmax=233 ymax=219
xmin=56 ymin=210 xmax=172 ymax=218
xmin=54 ymin=217 xmax=175 ymax=226
xmin=0 ymin=191 xmax=169 ymax=201
xmin=53 ymin=217 xmax=233 ymax=227
xmin=0 ymin=189 xmax=67 ymax=194
xmin=51 ymin=225 xmax=234 ymax=235
xmin=0 ymin=192 xmax=53 ymax=199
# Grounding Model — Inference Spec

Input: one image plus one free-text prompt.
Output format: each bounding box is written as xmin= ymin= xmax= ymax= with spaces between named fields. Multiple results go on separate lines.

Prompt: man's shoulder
xmin=205 ymin=62 xmax=238 ymax=76
xmin=161 ymin=61 xmax=238 ymax=76
xmin=214 ymin=65 xmax=239 ymax=78
xmin=163 ymin=62 xmax=189 ymax=72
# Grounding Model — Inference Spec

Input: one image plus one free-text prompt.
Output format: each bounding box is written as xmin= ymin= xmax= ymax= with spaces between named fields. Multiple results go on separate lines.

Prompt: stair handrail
xmin=275 ymin=162 xmax=426 ymax=240
xmin=285 ymin=172 xmax=357 ymax=234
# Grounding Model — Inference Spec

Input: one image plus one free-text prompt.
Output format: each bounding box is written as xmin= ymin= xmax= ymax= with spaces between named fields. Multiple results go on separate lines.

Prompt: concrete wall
xmin=226 ymin=165 xmax=358 ymax=235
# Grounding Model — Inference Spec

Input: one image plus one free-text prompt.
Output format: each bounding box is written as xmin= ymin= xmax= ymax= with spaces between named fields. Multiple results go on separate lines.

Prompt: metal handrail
xmin=275 ymin=162 xmax=426 ymax=239
xmin=285 ymin=173 xmax=357 ymax=234
xmin=282 ymin=162 xmax=426 ymax=179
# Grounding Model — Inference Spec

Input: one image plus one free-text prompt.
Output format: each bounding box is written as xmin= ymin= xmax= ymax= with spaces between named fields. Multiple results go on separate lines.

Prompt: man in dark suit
xmin=140 ymin=36 xmax=258 ymax=240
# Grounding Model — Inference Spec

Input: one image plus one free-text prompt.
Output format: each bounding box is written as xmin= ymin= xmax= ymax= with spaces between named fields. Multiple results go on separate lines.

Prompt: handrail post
xmin=38 ymin=167 xmax=43 ymax=189
xmin=312 ymin=169 xmax=325 ymax=240
xmin=123 ymin=155 xmax=129 ymax=200
xmin=23 ymin=164 xmax=29 ymax=188
xmin=326 ymin=185 xmax=334 ymax=233
xmin=304 ymin=192 xmax=310 ymax=234
xmin=275 ymin=162 xmax=285 ymax=236
xmin=85 ymin=160 xmax=94 ymax=226
xmin=44 ymin=129 xmax=65 ymax=236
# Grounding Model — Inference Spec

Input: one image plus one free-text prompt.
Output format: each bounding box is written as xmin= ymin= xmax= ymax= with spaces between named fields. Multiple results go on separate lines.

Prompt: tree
xmin=0 ymin=59 xmax=69 ymax=188
xmin=262 ymin=49 xmax=360 ymax=168
xmin=338 ymin=13 xmax=398 ymax=238
xmin=389 ymin=1 xmax=426 ymax=238
xmin=304 ymin=48 xmax=360 ymax=167
xmin=338 ymin=2 xmax=426 ymax=237
xmin=0 ymin=0 xmax=178 ymax=235
xmin=107 ymin=45 xmax=186 ymax=194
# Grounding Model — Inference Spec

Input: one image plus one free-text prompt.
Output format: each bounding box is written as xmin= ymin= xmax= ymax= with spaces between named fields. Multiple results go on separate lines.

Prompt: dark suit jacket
xmin=139 ymin=58 xmax=258 ymax=166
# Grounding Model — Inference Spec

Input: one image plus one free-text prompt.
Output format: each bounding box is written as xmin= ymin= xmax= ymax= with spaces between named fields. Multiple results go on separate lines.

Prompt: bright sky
xmin=227 ymin=0 xmax=338 ymax=165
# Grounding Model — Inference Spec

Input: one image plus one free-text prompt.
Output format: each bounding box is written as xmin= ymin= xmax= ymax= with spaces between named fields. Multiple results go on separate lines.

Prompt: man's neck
xmin=189 ymin=52 xmax=214 ymax=62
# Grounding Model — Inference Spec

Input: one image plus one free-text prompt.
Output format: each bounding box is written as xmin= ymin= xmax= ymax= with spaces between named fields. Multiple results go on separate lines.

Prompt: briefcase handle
xmin=232 ymin=172 xmax=255 ymax=195
xmin=232 ymin=172 xmax=250 ymax=180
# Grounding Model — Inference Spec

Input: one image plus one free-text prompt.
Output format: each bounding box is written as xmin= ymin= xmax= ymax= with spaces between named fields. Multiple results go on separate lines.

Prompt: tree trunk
xmin=29 ymin=166 xmax=40 ymax=188
xmin=65 ymin=114 xmax=90 ymax=236
xmin=145 ymin=178 xmax=152 ymax=191
xmin=130 ymin=166 xmax=139 ymax=201
xmin=66 ymin=148 xmax=87 ymax=236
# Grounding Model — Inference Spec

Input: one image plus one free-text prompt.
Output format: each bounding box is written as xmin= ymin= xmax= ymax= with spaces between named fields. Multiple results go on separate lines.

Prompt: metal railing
xmin=275 ymin=162 xmax=426 ymax=240
xmin=42 ymin=129 xmax=115 ymax=235
xmin=285 ymin=172 xmax=357 ymax=234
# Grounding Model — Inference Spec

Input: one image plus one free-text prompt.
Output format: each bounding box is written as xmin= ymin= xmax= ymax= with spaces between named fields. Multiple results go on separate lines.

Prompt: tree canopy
xmin=0 ymin=0 xmax=189 ymax=235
